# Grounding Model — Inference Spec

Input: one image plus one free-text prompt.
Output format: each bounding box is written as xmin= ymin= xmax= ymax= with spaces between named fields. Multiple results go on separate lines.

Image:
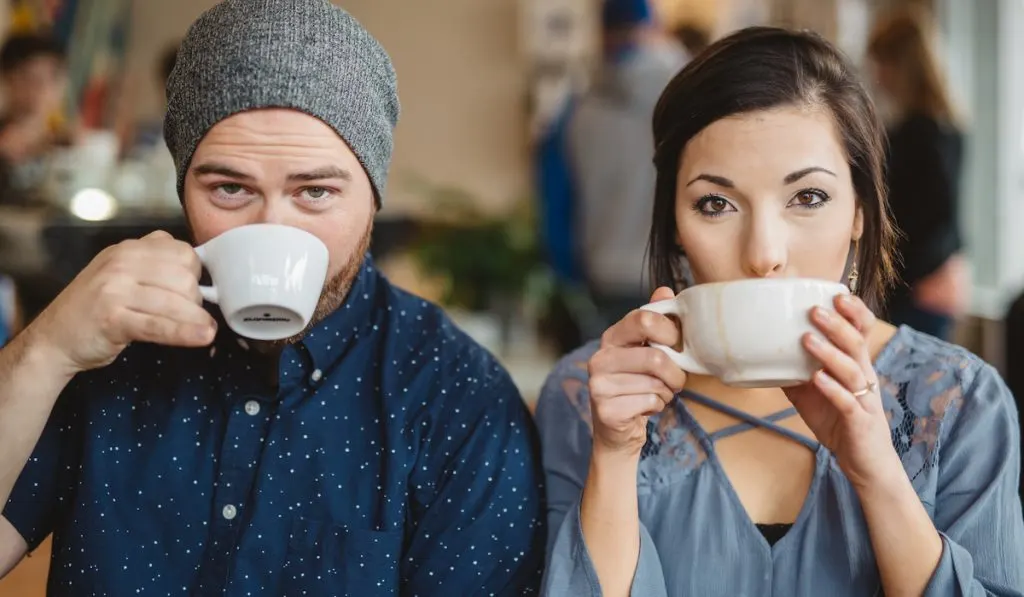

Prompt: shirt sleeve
xmin=401 ymin=355 xmax=546 ymax=596
xmin=3 ymin=381 xmax=82 ymax=551
xmin=534 ymin=352 xmax=668 ymax=597
xmin=924 ymin=363 xmax=1024 ymax=596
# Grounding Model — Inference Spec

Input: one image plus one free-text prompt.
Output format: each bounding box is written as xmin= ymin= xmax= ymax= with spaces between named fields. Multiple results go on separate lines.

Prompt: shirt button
xmin=222 ymin=504 xmax=237 ymax=520
xmin=244 ymin=400 xmax=261 ymax=416
xmin=310 ymin=369 xmax=323 ymax=383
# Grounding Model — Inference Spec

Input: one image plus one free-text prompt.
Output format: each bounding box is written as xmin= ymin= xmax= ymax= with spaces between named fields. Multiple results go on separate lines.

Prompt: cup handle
xmin=640 ymin=298 xmax=712 ymax=376
xmin=193 ymin=245 xmax=219 ymax=305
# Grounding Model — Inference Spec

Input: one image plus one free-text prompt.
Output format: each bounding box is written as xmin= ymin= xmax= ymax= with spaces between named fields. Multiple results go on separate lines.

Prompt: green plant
xmin=407 ymin=179 xmax=542 ymax=312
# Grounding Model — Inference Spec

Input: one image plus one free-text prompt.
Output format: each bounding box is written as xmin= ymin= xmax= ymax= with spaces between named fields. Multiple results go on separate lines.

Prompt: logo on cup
xmin=243 ymin=312 xmax=293 ymax=323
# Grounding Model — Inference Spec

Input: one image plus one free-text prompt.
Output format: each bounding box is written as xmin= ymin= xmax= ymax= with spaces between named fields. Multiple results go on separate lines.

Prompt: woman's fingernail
xmin=813 ymin=307 xmax=830 ymax=322
xmin=806 ymin=334 xmax=823 ymax=347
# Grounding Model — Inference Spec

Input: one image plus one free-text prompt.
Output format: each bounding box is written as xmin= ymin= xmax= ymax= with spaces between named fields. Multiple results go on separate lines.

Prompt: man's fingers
xmin=125 ymin=286 xmax=215 ymax=328
xmin=118 ymin=308 xmax=216 ymax=347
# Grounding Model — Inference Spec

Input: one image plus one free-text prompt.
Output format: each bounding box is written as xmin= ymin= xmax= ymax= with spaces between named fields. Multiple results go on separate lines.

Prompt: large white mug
xmin=640 ymin=278 xmax=850 ymax=388
xmin=194 ymin=224 xmax=329 ymax=340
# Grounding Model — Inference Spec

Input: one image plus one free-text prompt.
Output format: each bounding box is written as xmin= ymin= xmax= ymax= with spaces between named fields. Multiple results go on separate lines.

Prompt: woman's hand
xmin=784 ymin=294 xmax=902 ymax=490
xmin=588 ymin=287 xmax=688 ymax=457
xmin=582 ymin=287 xmax=687 ymax=597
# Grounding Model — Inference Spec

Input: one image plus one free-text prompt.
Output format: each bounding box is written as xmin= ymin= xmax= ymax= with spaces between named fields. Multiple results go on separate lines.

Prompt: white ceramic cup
xmin=194 ymin=224 xmax=329 ymax=341
xmin=640 ymin=278 xmax=850 ymax=388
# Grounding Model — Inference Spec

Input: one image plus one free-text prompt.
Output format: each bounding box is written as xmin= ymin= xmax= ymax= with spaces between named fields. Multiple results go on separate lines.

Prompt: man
xmin=0 ymin=31 xmax=72 ymax=201
xmin=536 ymin=0 xmax=687 ymax=332
xmin=0 ymin=1 xmax=545 ymax=594
xmin=0 ymin=32 xmax=68 ymax=363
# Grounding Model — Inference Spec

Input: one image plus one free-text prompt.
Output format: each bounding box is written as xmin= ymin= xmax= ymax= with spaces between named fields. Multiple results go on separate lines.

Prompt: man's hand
xmin=28 ymin=230 xmax=217 ymax=376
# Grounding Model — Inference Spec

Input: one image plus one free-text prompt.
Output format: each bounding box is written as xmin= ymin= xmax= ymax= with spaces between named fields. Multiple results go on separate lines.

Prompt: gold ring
xmin=852 ymin=381 xmax=878 ymax=397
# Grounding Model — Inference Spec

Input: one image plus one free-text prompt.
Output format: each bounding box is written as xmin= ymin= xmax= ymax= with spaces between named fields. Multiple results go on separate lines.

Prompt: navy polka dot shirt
xmin=4 ymin=259 xmax=546 ymax=596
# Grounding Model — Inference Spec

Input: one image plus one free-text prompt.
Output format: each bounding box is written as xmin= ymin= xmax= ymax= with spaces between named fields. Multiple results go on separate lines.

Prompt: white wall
xmin=124 ymin=0 xmax=530 ymax=216
xmin=938 ymin=0 xmax=1024 ymax=320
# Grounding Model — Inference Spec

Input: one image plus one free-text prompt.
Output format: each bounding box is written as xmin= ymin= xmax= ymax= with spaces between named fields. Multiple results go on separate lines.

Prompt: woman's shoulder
xmin=876 ymin=325 xmax=1002 ymax=402
xmin=544 ymin=341 xmax=599 ymax=386
xmin=876 ymin=325 xmax=1017 ymax=479
xmin=536 ymin=341 xmax=600 ymax=427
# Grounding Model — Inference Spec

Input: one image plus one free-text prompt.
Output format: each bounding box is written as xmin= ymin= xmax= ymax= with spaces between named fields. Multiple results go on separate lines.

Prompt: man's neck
xmin=245 ymin=340 xmax=284 ymax=392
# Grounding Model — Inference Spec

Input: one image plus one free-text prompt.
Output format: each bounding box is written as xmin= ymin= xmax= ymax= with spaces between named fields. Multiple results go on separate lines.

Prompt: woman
xmin=867 ymin=7 xmax=968 ymax=340
xmin=536 ymin=27 xmax=1024 ymax=597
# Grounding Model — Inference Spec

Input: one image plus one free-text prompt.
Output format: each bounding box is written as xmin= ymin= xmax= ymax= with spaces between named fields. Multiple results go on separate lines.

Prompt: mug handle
xmin=640 ymin=298 xmax=712 ymax=376
xmin=193 ymin=245 xmax=219 ymax=304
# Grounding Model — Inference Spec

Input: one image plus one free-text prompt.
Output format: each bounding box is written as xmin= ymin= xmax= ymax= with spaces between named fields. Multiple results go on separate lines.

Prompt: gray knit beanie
xmin=164 ymin=0 xmax=400 ymax=205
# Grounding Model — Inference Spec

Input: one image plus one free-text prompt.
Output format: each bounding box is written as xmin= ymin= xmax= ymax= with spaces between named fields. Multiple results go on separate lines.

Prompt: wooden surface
xmin=0 ymin=537 xmax=49 ymax=596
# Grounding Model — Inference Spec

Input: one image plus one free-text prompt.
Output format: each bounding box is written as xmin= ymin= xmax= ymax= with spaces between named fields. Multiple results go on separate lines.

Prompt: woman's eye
xmin=693 ymin=195 xmax=735 ymax=217
xmin=789 ymin=189 xmax=831 ymax=208
xmin=707 ymin=197 xmax=728 ymax=211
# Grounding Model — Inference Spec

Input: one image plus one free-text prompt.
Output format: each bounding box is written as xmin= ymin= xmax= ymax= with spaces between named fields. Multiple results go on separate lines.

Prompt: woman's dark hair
xmin=648 ymin=27 xmax=898 ymax=313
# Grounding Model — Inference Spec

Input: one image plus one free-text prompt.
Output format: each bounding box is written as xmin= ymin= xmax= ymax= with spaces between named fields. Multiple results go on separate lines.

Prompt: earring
xmin=847 ymin=242 xmax=860 ymax=293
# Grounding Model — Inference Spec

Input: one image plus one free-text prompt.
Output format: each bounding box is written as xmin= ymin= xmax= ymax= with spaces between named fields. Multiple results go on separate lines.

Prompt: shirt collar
xmin=296 ymin=255 xmax=381 ymax=374
xmin=206 ymin=255 xmax=382 ymax=397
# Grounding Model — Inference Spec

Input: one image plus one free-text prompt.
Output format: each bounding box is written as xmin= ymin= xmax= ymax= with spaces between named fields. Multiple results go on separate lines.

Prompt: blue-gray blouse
xmin=537 ymin=326 xmax=1024 ymax=596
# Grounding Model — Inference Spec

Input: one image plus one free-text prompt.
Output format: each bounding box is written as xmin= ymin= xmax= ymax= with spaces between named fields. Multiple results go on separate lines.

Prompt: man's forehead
xmin=189 ymin=112 xmax=366 ymax=186
xmin=204 ymin=108 xmax=337 ymax=133
xmin=195 ymin=109 xmax=355 ymax=153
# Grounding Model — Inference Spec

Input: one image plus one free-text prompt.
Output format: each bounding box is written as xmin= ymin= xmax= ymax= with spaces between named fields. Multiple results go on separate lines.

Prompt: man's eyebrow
xmin=193 ymin=163 xmax=255 ymax=181
xmin=286 ymin=167 xmax=352 ymax=182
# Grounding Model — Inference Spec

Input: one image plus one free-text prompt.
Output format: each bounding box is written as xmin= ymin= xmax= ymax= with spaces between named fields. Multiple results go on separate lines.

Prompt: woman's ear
xmin=852 ymin=206 xmax=865 ymax=242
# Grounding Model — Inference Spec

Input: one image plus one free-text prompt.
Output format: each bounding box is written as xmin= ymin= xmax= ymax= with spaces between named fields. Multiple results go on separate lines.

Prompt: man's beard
xmin=250 ymin=221 xmax=373 ymax=352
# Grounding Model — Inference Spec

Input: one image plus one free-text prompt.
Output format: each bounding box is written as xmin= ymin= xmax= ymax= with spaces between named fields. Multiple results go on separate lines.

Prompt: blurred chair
xmin=1002 ymin=290 xmax=1024 ymax=504
xmin=0 ymin=274 xmax=16 ymax=344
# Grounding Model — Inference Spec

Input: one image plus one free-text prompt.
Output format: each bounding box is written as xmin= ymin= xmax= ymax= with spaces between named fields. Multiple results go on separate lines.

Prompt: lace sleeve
xmin=923 ymin=363 xmax=1024 ymax=595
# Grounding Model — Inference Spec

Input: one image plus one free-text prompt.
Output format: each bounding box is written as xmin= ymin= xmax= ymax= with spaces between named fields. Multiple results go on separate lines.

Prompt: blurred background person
xmin=0 ymin=31 xmax=72 ymax=203
xmin=536 ymin=0 xmax=687 ymax=338
xmin=866 ymin=5 xmax=967 ymax=341
xmin=0 ymin=31 xmax=71 ymax=342
xmin=673 ymin=21 xmax=711 ymax=58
